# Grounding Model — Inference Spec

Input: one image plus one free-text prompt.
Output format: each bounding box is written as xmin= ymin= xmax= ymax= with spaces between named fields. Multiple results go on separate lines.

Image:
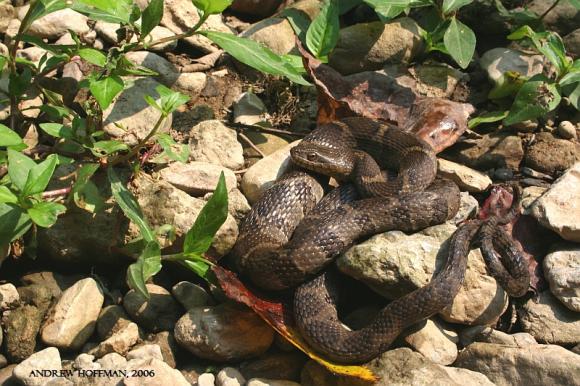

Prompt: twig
xmin=238 ymin=132 xmax=266 ymax=158
xmin=539 ymin=0 xmax=561 ymax=21
xmin=41 ymin=187 xmax=71 ymax=198
xmin=109 ymin=114 xmax=166 ymax=166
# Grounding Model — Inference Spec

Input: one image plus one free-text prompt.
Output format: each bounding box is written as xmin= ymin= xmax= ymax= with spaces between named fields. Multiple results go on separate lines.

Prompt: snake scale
xmin=232 ymin=117 xmax=530 ymax=364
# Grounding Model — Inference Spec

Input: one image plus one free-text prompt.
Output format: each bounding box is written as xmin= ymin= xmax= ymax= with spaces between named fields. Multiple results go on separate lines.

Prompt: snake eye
xmin=306 ymin=152 xmax=318 ymax=161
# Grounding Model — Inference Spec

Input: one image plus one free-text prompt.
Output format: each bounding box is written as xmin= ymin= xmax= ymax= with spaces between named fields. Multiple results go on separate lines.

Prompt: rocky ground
xmin=0 ymin=0 xmax=579 ymax=385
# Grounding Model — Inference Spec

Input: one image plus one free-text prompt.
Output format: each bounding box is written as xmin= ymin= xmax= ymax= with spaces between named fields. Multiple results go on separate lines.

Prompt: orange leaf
xmin=212 ymin=265 xmax=379 ymax=383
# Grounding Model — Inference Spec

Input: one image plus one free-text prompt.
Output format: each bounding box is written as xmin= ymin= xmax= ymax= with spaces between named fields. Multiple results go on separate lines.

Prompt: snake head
xmin=290 ymin=143 xmax=356 ymax=181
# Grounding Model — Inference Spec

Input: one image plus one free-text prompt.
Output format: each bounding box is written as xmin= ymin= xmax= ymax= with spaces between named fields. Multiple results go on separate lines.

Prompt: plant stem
xmin=41 ymin=187 xmax=71 ymax=198
xmin=539 ymin=0 xmax=561 ymax=21
xmin=109 ymin=114 xmax=166 ymax=166
xmin=135 ymin=13 xmax=209 ymax=51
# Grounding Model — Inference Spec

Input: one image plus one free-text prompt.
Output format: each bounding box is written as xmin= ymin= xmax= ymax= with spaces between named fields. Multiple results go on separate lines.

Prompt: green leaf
xmin=39 ymin=123 xmax=74 ymax=139
xmin=113 ymin=55 xmax=159 ymax=77
xmin=22 ymin=154 xmax=58 ymax=196
xmin=560 ymin=71 xmax=580 ymax=87
xmin=192 ymin=0 xmax=233 ymax=15
xmin=141 ymin=0 xmax=164 ymax=37
xmin=7 ymin=149 xmax=36 ymax=191
xmin=0 ymin=124 xmax=23 ymax=147
xmin=155 ymin=133 xmax=189 ymax=163
xmin=27 ymin=201 xmax=66 ymax=228
xmin=0 ymin=55 xmax=7 ymax=72
xmin=183 ymin=172 xmax=228 ymax=255
xmin=126 ymin=241 xmax=162 ymax=299
xmin=569 ymin=0 xmax=580 ymax=9
xmin=443 ymin=17 xmax=476 ymax=69
xmin=306 ymin=0 xmax=340 ymax=60
xmin=107 ymin=166 xmax=156 ymax=243
xmin=281 ymin=8 xmax=311 ymax=44
xmin=72 ymin=163 xmax=103 ymax=213
xmin=89 ymin=75 xmax=124 ymax=110
xmin=504 ymin=76 xmax=562 ymax=125
xmin=154 ymin=85 xmax=189 ymax=116
xmin=9 ymin=68 xmax=32 ymax=97
xmin=90 ymin=140 xmax=129 ymax=157
xmin=20 ymin=0 xmax=67 ymax=33
xmin=77 ymin=48 xmax=107 ymax=67
xmin=181 ymin=257 xmax=211 ymax=279
xmin=0 ymin=186 xmax=18 ymax=204
xmin=0 ymin=204 xmax=32 ymax=245
xmin=442 ymin=0 xmax=473 ymax=14
xmin=562 ymin=81 xmax=580 ymax=110
xmin=488 ymin=71 xmax=527 ymax=99
xmin=203 ymin=31 xmax=310 ymax=86
xmin=468 ymin=110 xmax=508 ymax=129
xmin=72 ymin=0 xmax=133 ymax=24
xmin=508 ymin=26 xmax=568 ymax=76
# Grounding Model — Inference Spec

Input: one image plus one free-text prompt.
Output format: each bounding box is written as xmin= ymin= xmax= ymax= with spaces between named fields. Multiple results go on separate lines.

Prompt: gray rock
xmin=131 ymin=173 xmax=238 ymax=256
xmin=144 ymin=331 xmax=179 ymax=368
xmin=13 ymin=347 xmax=61 ymax=386
xmin=124 ymin=357 xmax=190 ymax=386
xmin=27 ymin=8 xmax=90 ymax=39
xmin=217 ymin=367 xmax=246 ymax=386
xmin=525 ymin=132 xmax=579 ymax=176
xmin=3 ymin=305 xmax=43 ymax=362
xmin=445 ymin=133 xmax=524 ymax=170
xmin=521 ymin=186 xmax=548 ymax=212
xmin=173 ymin=72 xmax=208 ymax=96
xmin=127 ymin=344 xmax=163 ymax=361
xmin=124 ymin=51 xmax=180 ymax=86
xmin=159 ymin=161 xmax=237 ymax=195
xmin=459 ymin=326 xmax=537 ymax=347
xmin=329 ymin=18 xmax=424 ymax=74
xmin=241 ymin=140 xmax=301 ymax=204
xmin=437 ymin=159 xmax=492 ymax=193
xmin=94 ymin=21 xmax=176 ymax=52
xmin=102 ymin=77 xmax=172 ymax=146
xmin=528 ymin=0 xmax=580 ymax=35
xmin=40 ymin=278 xmax=104 ymax=350
xmin=174 ymin=303 xmax=274 ymax=361
xmin=0 ymin=284 xmax=19 ymax=310
xmin=531 ymin=162 xmax=580 ymax=242
xmin=453 ymin=192 xmax=479 ymax=224
xmin=234 ymin=92 xmax=269 ymax=125
xmin=564 ymin=28 xmax=580 ymax=58
xmin=455 ymin=342 xmax=580 ymax=386
xmin=402 ymin=319 xmax=458 ymax=365
xmin=171 ymin=281 xmax=212 ymax=310
xmin=16 ymin=46 xmax=49 ymax=66
xmin=558 ymin=120 xmax=578 ymax=140
xmin=88 ymin=322 xmax=140 ymax=358
xmin=543 ymin=242 xmax=580 ymax=312
xmin=96 ymin=352 xmax=127 ymax=370
xmin=241 ymin=18 xmax=297 ymax=55
xmin=480 ymin=48 xmax=543 ymax=85
xmin=337 ymin=222 xmax=508 ymax=325
xmin=207 ymin=187 xmax=252 ymax=222
xmin=189 ymin=120 xmax=245 ymax=170
xmin=519 ymin=291 xmax=580 ymax=345
xmin=96 ymin=305 xmax=133 ymax=340
xmin=123 ymin=284 xmax=181 ymax=332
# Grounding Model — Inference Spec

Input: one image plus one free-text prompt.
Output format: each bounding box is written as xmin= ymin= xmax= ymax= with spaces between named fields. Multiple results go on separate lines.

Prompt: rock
xmin=564 ymin=28 xmax=580 ymax=58
xmin=0 ymin=2 xmax=14 ymax=33
xmin=239 ymin=352 xmax=307 ymax=381
xmin=480 ymin=48 xmax=543 ymax=85
xmin=208 ymin=187 xmax=252 ymax=222
xmin=40 ymin=278 xmax=104 ymax=350
xmin=123 ymin=284 xmax=181 ymax=332
xmin=455 ymin=342 xmax=580 ymax=386
xmin=94 ymin=21 xmax=177 ymax=52
xmin=531 ymin=162 xmax=580 ymax=242
xmin=4 ymin=305 xmax=43 ymax=362
xmin=159 ymin=161 xmax=237 ymax=195
xmin=161 ymin=0 xmax=233 ymax=53
xmin=131 ymin=173 xmax=238 ymax=256
xmin=0 ymin=284 xmax=19 ymax=310
xmin=125 ymin=358 xmax=190 ymax=386
xmin=452 ymin=192 xmax=479 ymax=224
xmin=198 ymin=372 xmax=216 ymax=386
xmin=528 ymin=0 xmax=580 ymax=35
xmin=0 ymin=354 xmax=6 ymax=369
xmin=16 ymin=46 xmax=49 ymax=66
xmin=247 ymin=379 xmax=301 ymax=386
xmin=521 ymin=186 xmax=547 ymax=212
xmin=13 ymin=347 xmax=61 ymax=386
xmin=171 ymin=281 xmax=212 ymax=310
xmin=145 ymin=331 xmax=179 ymax=368
xmin=230 ymin=0 xmax=282 ymax=18
xmin=27 ymin=8 xmax=90 ymax=39
xmin=437 ymin=159 xmax=492 ymax=192
xmin=444 ymin=133 xmax=524 ymax=170
xmin=17 ymin=285 xmax=61 ymax=319
xmin=88 ymin=322 xmax=140 ymax=358
xmin=402 ymin=319 xmax=458 ymax=365
xmin=300 ymin=348 xmax=494 ymax=386
xmin=96 ymin=351 xmax=127 ymax=370
xmin=242 ymin=131 xmax=291 ymax=160
xmin=124 ymin=51 xmax=180 ymax=86
xmin=174 ymin=303 xmax=274 ymax=361
xmin=96 ymin=305 xmax=133 ymax=340
xmin=189 ymin=120 xmax=245 ymax=170
xmin=241 ymin=140 xmax=300 ymax=204
xmin=0 ymin=364 xmax=17 ymax=385
xmin=102 ymin=77 xmax=172 ymax=146
xmin=543 ymin=243 xmax=580 ymax=312
xmin=525 ymin=132 xmax=579 ymax=176
xmin=20 ymin=271 xmax=82 ymax=298
xmin=519 ymin=291 xmax=580 ymax=345
xmin=329 ymin=18 xmax=424 ymax=74
xmin=216 ymin=367 xmax=246 ymax=386
xmin=459 ymin=326 xmax=537 ymax=347
xmin=558 ymin=120 xmax=578 ymax=140
xmin=233 ymin=92 xmax=269 ymax=125
xmin=127 ymin=344 xmax=164 ymax=361
xmin=337 ymin=222 xmax=508 ymax=325
xmin=173 ymin=72 xmax=208 ymax=96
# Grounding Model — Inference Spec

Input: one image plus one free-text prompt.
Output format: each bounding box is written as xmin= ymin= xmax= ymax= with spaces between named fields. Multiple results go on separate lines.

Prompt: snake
xmin=231 ymin=116 xmax=530 ymax=364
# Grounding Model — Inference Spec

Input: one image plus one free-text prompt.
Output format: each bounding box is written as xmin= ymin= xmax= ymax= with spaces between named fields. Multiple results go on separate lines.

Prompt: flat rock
xmin=123 ymin=284 xmax=181 ymax=332
xmin=337 ymin=222 xmax=508 ymax=325
xmin=171 ymin=281 xmax=212 ymax=310
xmin=241 ymin=140 xmax=301 ymax=204
xmin=531 ymin=162 xmax=580 ymax=242
xmin=189 ymin=120 xmax=244 ymax=170
xmin=455 ymin=342 xmax=580 ymax=386
xmin=88 ymin=322 xmax=140 ymax=358
xmin=480 ymin=48 xmax=543 ymax=85
xmin=40 ymin=278 xmax=104 ymax=350
xmin=159 ymin=161 xmax=237 ymax=195
xmin=27 ymin=8 xmax=90 ymax=39
xmin=124 ymin=51 xmax=180 ymax=86
xmin=13 ymin=347 xmax=61 ymax=386
xmin=125 ymin=357 xmax=190 ymax=386
xmin=519 ymin=291 xmax=580 ymax=345
xmin=127 ymin=344 xmax=163 ymax=361
xmin=437 ymin=159 xmax=492 ymax=192
xmin=525 ymin=132 xmax=579 ymax=175
xmin=174 ymin=303 xmax=274 ymax=361
xmin=402 ymin=319 xmax=458 ymax=365
xmin=96 ymin=305 xmax=133 ymax=340
xmin=3 ymin=305 xmax=43 ymax=362
xmin=444 ymin=132 xmax=524 ymax=170
xmin=329 ymin=18 xmax=424 ymax=74
xmin=102 ymin=77 xmax=172 ymax=146
xmin=543 ymin=242 xmax=580 ymax=312
xmin=459 ymin=326 xmax=537 ymax=347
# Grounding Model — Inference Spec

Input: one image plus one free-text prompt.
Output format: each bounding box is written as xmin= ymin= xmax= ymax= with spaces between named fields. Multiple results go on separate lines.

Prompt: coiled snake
xmin=232 ymin=117 xmax=530 ymax=364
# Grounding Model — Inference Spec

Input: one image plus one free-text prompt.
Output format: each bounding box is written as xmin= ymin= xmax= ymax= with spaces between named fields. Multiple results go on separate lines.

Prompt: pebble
xmin=40 ymin=278 xmax=104 ymax=350
xmin=531 ymin=162 xmax=580 ymax=242
xmin=233 ymin=92 xmax=269 ymax=125
xmin=127 ymin=344 xmax=164 ymax=361
xmin=445 ymin=133 xmax=524 ymax=170
xmin=124 ymin=358 xmax=190 ymax=386
xmin=189 ymin=120 xmax=245 ymax=170
xmin=0 ymin=283 xmax=19 ymax=310
xmin=124 ymin=51 xmax=180 ymax=86
xmin=402 ymin=319 xmax=458 ymax=365
xmin=198 ymin=372 xmax=216 ymax=386
xmin=216 ymin=367 xmax=246 ymax=386
xmin=520 ymin=291 xmax=580 ymax=345
xmin=13 ymin=347 xmax=61 ymax=386
xmin=543 ymin=243 xmax=580 ymax=312
xmin=455 ymin=342 xmax=580 ymax=386
xmin=0 ymin=1 xmax=14 ymax=33
xmin=247 ymin=379 xmax=301 ymax=386
xmin=96 ymin=305 xmax=133 ymax=340
xmin=525 ymin=132 xmax=579 ymax=176
xmin=123 ymin=284 xmax=182 ymax=332
xmin=26 ymin=8 xmax=90 ymax=39
xmin=437 ymin=159 xmax=492 ymax=192
xmin=528 ymin=0 xmax=580 ymax=35
xmin=145 ymin=331 xmax=178 ymax=368
xmin=159 ymin=162 xmax=238 ymax=196
xmin=88 ymin=322 xmax=140 ymax=358
xmin=4 ymin=305 xmax=43 ymax=362
xmin=459 ymin=326 xmax=537 ymax=347
xmin=174 ymin=303 xmax=274 ymax=361
xmin=171 ymin=281 xmax=212 ymax=310
xmin=558 ymin=120 xmax=578 ymax=140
